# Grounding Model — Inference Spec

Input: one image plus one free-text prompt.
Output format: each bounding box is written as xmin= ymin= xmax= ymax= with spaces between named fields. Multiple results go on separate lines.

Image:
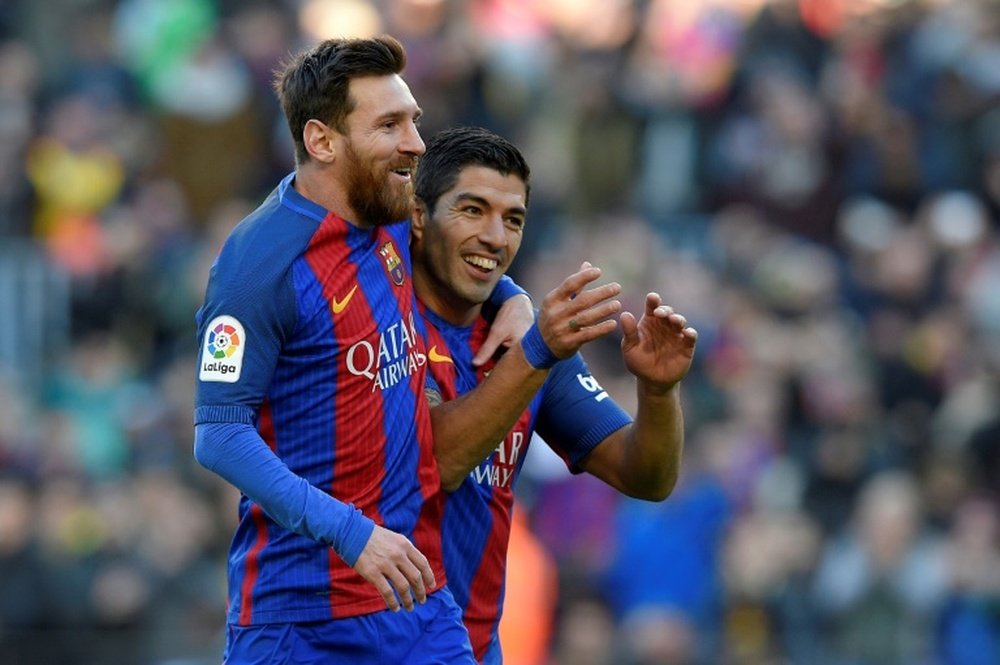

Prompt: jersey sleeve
xmin=491 ymin=274 xmax=529 ymax=303
xmin=534 ymin=353 xmax=633 ymax=471
xmin=194 ymin=223 xmax=299 ymax=426
xmin=194 ymin=422 xmax=375 ymax=565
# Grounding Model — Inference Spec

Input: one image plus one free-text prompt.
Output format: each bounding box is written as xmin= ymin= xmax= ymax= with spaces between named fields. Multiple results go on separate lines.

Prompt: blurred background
xmin=0 ymin=0 xmax=998 ymax=663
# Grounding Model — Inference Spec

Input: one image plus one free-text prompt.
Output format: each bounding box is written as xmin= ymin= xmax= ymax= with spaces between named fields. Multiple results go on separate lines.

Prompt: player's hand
xmin=352 ymin=525 xmax=435 ymax=612
xmin=536 ymin=261 xmax=622 ymax=358
xmin=620 ymin=292 xmax=697 ymax=393
xmin=474 ymin=293 xmax=534 ymax=366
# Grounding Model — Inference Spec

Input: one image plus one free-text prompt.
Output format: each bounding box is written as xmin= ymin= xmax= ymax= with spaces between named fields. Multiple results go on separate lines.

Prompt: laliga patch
xmin=199 ymin=315 xmax=246 ymax=383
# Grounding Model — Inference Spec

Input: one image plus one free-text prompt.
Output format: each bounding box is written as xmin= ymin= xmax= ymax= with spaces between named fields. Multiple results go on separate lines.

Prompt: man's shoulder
xmin=216 ymin=189 xmax=323 ymax=275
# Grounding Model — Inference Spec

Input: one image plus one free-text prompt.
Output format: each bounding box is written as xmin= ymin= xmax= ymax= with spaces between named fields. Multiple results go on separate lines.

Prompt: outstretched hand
xmin=536 ymin=261 xmax=623 ymax=358
xmin=620 ymin=292 xmax=697 ymax=393
xmin=352 ymin=525 xmax=435 ymax=612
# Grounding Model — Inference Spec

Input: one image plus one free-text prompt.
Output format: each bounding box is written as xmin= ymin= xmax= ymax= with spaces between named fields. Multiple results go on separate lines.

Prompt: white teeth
xmin=464 ymin=255 xmax=497 ymax=271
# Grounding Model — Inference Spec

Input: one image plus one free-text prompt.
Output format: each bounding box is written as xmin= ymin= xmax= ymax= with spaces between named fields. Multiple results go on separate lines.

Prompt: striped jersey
xmin=194 ymin=173 xmax=444 ymax=624
xmin=419 ymin=304 xmax=633 ymax=662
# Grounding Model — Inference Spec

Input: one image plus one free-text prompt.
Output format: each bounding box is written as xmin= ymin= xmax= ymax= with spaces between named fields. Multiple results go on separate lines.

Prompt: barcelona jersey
xmin=195 ymin=173 xmax=445 ymax=624
xmin=419 ymin=304 xmax=632 ymax=662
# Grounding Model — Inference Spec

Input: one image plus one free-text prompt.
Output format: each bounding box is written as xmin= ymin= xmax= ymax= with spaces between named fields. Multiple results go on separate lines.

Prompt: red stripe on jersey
xmin=305 ymin=214 xmax=391 ymax=617
xmin=239 ymin=504 xmax=270 ymax=625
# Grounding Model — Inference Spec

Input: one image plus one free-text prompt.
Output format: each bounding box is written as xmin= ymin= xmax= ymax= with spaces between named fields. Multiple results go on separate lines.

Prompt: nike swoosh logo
xmin=331 ymin=284 xmax=358 ymax=314
xmin=427 ymin=346 xmax=453 ymax=364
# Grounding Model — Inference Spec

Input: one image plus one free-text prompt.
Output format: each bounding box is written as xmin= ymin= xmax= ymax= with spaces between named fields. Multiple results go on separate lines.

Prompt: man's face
xmin=339 ymin=75 xmax=424 ymax=227
xmin=413 ymin=165 xmax=527 ymax=325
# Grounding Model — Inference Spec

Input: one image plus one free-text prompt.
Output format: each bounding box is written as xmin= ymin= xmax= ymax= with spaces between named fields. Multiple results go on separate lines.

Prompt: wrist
xmin=336 ymin=505 xmax=376 ymax=567
xmin=638 ymin=379 xmax=680 ymax=399
xmin=520 ymin=322 xmax=559 ymax=369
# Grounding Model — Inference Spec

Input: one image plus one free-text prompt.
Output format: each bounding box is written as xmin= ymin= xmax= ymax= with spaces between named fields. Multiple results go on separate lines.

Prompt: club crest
xmin=379 ymin=241 xmax=405 ymax=286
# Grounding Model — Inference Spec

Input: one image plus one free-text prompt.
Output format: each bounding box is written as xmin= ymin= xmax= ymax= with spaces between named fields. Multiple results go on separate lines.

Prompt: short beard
xmin=344 ymin=142 xmax=413 ymax=227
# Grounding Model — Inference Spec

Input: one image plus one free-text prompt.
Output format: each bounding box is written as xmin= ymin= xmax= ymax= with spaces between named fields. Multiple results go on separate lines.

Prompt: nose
xmin=478 ymin=213 xmax=508 ymax=250
xmin=400 ymin=121 xmax=425 ymax=156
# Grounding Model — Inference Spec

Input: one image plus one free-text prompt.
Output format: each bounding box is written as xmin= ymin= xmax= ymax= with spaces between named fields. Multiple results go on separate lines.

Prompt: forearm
xmin=628 ymin=381 xmax=684 ymax=498
xmin=431 ymin=343 xmax=549 ymax=491
xmin=582 ymin=381 xmax=684 ymax=501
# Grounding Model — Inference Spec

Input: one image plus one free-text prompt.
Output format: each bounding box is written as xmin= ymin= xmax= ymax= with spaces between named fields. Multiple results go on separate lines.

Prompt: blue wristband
xmin=521 ymin=322 xmax=559 ymax=369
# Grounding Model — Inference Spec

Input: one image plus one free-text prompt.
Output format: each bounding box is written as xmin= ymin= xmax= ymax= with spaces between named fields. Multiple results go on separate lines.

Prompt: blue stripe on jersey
xmin=270 ymin=258 xmax=336 ymax=482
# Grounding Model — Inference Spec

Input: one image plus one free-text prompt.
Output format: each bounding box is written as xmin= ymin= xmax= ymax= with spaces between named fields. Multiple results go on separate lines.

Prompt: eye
xmin=461 ymin=205 xmax=483 ymax=216
xmin=505 ymin=216 xmax=525 ymax=230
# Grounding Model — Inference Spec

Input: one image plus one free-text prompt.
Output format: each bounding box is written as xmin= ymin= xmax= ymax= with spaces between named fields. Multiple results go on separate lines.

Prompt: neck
xmin=413 ymin=267 xmax=481 ymax=327
xmin=294 ymin=162 xmax=366 ymax=228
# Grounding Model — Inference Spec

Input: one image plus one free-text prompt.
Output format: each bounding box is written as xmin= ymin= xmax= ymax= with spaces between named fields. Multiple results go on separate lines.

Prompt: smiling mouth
xmin=463 ymin=255 xmax=498 ymax=272
xmin=391 ymin=165 xmax=414 ymax=181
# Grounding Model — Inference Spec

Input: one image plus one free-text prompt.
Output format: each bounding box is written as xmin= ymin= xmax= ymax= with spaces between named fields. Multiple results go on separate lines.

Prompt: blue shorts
xmin=222 ymin=587 xmax=475 ymax=665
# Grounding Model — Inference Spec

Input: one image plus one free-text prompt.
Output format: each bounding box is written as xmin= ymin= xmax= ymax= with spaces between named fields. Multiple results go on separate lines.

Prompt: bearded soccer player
xmin=192 ymin=37 xmax=620 ymax=664
xmin=411 ymin=126 xmax=698 ymax=664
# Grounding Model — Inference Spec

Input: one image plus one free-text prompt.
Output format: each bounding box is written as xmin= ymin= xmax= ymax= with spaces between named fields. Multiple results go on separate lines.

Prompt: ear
xmin=302 ymin=119 xmax=338 ymax=163
xmin=410 ymin=200 xmax=427 ymax=243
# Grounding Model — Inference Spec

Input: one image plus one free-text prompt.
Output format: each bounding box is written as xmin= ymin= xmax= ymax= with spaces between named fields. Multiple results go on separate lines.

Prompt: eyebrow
xmin=373 ymin=107 xmax=423 ymax=124
xmin=452 ymin=192 xmax=526 ymax=217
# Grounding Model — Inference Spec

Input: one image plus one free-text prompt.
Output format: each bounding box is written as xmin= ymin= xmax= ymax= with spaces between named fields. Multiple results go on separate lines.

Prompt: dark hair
xmin=415 ymin=126 xmax=531 ymax=216
xmin=273 ymin=35 xmax=407 ymax=164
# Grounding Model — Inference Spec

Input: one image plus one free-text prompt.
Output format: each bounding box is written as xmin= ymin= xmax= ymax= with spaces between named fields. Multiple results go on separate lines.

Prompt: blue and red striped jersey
xmin=195 ymin=173 xmax=445 ymax=624
xmin=419 ymin=304 xmax=633 ymax=662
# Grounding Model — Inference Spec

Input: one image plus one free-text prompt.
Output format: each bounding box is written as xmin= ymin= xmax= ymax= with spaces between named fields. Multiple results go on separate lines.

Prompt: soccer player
xmin=410 ymin=126 xmax=698 ymax=664
xmin=192 ymin=37 xmax=619 ymax=663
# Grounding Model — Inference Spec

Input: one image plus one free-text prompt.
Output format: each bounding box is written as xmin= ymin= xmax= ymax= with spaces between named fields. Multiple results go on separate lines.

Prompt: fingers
xmin=645 ymin=292 xmax=662 ymax=313
xmin=370 ymin=573 xmax=402 ymax=612
xmin=475 ymin=293 xmax=533 ymax=366
xmin=472 ymin=333 xmax=505 ymax=367
xmin=384 ymin=541 xmax=432 ymax=611
xmin=408 ymin=546 xmax=433 ymax=604
xmin=562 ymin=295 xmax=622 ymax=330
xmin=619 ymin=310 xmax=638 ymax=343
xmin=384 ymin=565 xmax=419 ymax=611
xmin=383 ymin=546 xmax=432 ymax=611
xmin=573 ymin=318 xmax=619 ymax=342
xmin=542 ymin=266 xmax=620 ymax=319
xmin=550 ymin=262 xmax=608 ymax=302
xmin=532 ymin=262 xmax=625 ymax=358
xmin=646 ymin=294 xmax=689 ymax=332
xmin=354 ymin=527 xmax=435 ymax=612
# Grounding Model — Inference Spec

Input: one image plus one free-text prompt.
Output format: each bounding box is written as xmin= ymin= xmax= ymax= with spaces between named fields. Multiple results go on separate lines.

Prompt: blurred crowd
xmin=0 ymin=0 xmax=997 ymax=663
